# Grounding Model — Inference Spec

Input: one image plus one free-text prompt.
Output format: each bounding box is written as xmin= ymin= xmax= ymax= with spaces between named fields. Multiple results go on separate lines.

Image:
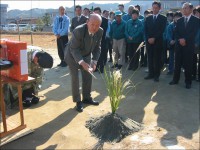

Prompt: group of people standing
xmin=52 ymin=2 xmax=199 ymax=112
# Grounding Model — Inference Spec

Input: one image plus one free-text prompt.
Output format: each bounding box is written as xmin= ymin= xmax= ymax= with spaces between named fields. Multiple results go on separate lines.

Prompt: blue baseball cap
xmin=115 ymin=10 xmax=122 ymax=16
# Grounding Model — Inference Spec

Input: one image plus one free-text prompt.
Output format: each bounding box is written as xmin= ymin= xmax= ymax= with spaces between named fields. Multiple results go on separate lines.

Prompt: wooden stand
xmin=0 ymin=76 xmax=35 ymax=138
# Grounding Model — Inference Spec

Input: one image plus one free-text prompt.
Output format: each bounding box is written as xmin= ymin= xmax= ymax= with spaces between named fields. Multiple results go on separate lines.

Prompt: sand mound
xmin=85 ymin=113 xmax=143 ymax=143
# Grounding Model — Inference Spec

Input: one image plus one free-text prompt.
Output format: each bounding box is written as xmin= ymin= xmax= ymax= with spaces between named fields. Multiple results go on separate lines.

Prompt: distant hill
xmin=7 ymin=8 xmax=59 ymax=19
xmin=7 ymin=1 xmax=152 ymax=19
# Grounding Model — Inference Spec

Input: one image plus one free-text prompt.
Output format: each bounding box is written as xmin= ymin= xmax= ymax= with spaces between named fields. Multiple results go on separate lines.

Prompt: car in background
xmin=3 ymin=24 xmax=17 ymax=31
xmin=0 ymin=25 xmax=6 ymax=30
xmin=31 ymin=24 xmax=44 ymax=32
xmin=18 ymin=24 xmax=30 ymax=31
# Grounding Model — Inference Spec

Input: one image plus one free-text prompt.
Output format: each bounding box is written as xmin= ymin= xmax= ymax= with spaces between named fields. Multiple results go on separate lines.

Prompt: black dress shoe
xmin=61 ymin=61 xmax=67 ymax=67
xmin=111 ymin=64 xmax=118 ymax=68
xmin=144 ymin=75 xmax=154 ymax=80
xmin=117 ymin=65 xmax=122 ymax=70
xmin=82 ymin=98 xmax=99 ymax=106
xmin=154 ymin=78 xmax=159 ymax=82
xmin=169 ymin=81 xmax=178 ymax=85
xmin=76 ymin=101 xmax=83 ymax=112
xmin=185 ymin=84 xmax=191 ymax=89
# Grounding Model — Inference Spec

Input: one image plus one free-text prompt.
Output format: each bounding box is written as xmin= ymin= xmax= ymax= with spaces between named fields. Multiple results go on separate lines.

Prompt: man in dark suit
xmin=144 ymin=1 xmax=167 ymax=82
xmin=169 ymin=2 xmax=200 ymax=89
xmin=93 ymin=7 xmax=108 ymax=73
xmin=70 ymin=5 xmax=88 ymax=32
xmin=65 ymin=14 xmax=103 ymax=112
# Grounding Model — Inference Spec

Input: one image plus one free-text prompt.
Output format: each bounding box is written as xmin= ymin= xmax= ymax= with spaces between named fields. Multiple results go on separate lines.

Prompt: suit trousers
xmin=173 ymin=45 xmax=194 ymax=84
xmin=105 ymin=37 xmax=113 ymax=62
xmin=66 ymin=51 xmax=92 ymax=102
xmin=113 ymin=38 xmax=126 ymax=65
xmin=146 ymin=39 xmax=163 ymax=78
xmin=168 ymin=45 xmax=175 ymax=72
xmin=57 ymin=35 xmax=68 ymax=62
xmin=97 ymin=38 xmax=107 ymax=72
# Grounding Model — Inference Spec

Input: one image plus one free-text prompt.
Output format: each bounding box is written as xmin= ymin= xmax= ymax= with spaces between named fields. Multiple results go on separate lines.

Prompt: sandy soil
xmin=1 ymin=34 xmax=199 ymax=149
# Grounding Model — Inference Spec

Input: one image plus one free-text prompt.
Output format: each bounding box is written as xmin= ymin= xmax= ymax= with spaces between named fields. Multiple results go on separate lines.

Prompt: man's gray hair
xmin=129 ymin=5 xmax=135 ymax=9
xmin=183 ymin=2 xmax=193 ymax=9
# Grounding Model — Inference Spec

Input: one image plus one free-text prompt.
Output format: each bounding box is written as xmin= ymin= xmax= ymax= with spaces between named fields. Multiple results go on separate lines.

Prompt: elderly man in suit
xmin=144 ymin=1 xmax=167 ymax=82
xmin=65 ymin=14 xmax=103 ymax=112
xmin=70 ymin=5 xmax=88 ymax=32
xmin=169 ymin=2 xmax=200 ymax=89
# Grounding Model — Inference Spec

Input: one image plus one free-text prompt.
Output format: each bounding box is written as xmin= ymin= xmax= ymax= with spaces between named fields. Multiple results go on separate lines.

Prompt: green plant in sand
xmin=103 ymin=62 xmax=133 ymax=114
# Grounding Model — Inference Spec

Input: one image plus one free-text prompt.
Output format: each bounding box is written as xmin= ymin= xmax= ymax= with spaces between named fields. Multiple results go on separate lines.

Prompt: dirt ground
xmin=1 ymin=34 xmax=199 ymax=149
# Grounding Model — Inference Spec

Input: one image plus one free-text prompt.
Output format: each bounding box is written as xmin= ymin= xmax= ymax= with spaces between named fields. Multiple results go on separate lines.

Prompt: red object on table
xmin=0 ymin=39 xmax=28 ymax=81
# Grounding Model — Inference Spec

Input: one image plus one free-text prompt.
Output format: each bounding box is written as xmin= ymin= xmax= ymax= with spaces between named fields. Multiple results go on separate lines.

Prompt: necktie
xmin=90 ymin=34 xmax=94 ymax=50
xmin=59 ymin=17 xmax=63 ymax=29
xmin=153 ymin=15 xmax=156 ymax=23
xmin=185 ymin=17 xmax=188 ymax=28
xmin=77 ymin=16 xmax=80 ymax=22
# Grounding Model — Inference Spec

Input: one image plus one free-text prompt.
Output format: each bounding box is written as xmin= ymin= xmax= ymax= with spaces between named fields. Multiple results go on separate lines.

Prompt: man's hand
xmin=148 ymin=38 xmax=155 ymax=44
xmin=170 ymin=40 xmax=175 ymax=45
xmin=179 ymin=38 xmax=186 ymax=46
xmin=90 ymin=62 xmax=97 ymax=72
xmin=80 ymin=61 xmax=89 ymax=71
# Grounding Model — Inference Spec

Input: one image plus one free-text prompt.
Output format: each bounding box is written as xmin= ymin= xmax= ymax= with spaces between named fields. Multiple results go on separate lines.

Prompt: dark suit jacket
xmin=70 ymin=15 xmax=88 ymax=32
xmin=66 ymin=23 xmax=103 ymax=63
xmin=101 ymin=16 xmax=108 ymax=40
xmin=175 ymin=15 xmax=200 ymax=48
xmin=145 ymin=14 xmax=167 ymax=41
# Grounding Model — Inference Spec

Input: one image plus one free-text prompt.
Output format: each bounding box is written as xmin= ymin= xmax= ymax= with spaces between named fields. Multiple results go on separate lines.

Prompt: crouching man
xmin=3 ymin=46 xmax=53 ymax=107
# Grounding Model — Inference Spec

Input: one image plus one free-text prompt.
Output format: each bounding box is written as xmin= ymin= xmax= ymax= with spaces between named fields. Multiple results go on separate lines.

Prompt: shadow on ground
xmin=2 ymin=108 xmax=78 ymax=149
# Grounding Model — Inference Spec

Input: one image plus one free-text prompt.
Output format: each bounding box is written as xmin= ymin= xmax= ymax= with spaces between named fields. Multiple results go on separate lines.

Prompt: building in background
xmin=160 ymin=0 xmax=199 ymax=12
xmin=0 ymin=4 xmax=8 ymax=25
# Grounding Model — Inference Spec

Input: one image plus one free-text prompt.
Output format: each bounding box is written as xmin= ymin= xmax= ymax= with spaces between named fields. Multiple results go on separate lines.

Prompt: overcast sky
xmin=1 ymin=0 xmax=130 ymax=11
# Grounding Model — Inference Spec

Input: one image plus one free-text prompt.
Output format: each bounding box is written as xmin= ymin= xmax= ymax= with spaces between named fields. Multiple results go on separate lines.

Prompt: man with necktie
xmin=93 ymin=7 xmax=108 ymax=73
xmin=169 ymin=2 xmax=200 ymax=89
xmin=70 ymin=5 xmax=88 ymax=32
xmin=144 ymin=1 xmax=167 ymax=82
xmin=53 ymin=6 xmax=70 ymax=67
xmin=64 ymin=14 xmax=103 ymax=112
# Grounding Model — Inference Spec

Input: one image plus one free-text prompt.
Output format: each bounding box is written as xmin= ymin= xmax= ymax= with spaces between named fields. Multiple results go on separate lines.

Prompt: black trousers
xmin=97 ymin=38 xmax=107 ymax=72
xmin=128 ymin=43 xmax=140 ymax=69
xmin=57 ymin=35 xmax=68 ymax=62
xmin=105 ymin=37 xmax=113 ymax=62
xmin=173 ymin=45 xmax=194 ymax=84
xmin=146 ymin=39 xmax=163 ymax=78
